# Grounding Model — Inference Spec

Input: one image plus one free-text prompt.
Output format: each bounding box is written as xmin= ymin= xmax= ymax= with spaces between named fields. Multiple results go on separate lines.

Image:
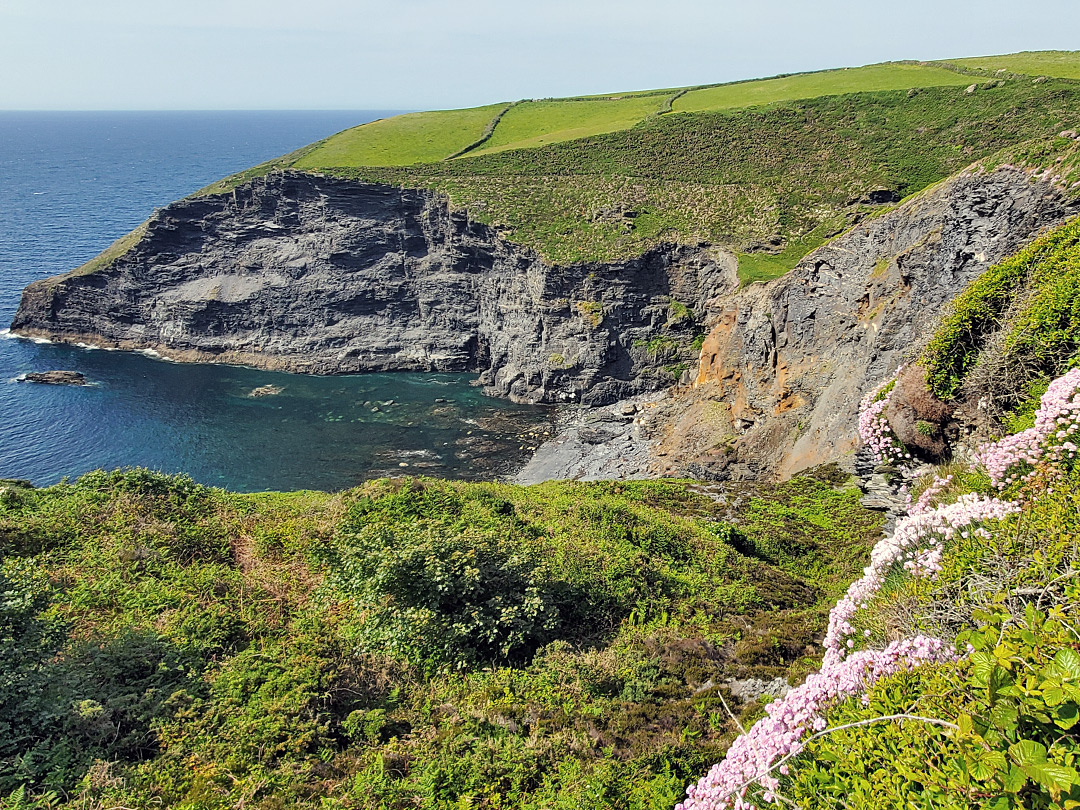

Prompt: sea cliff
xmin=12 ymin=172 xmax=721 ymax=405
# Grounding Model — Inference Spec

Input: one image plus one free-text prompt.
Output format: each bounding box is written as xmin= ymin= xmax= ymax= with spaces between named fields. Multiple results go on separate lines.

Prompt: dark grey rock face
xmin=19 ymin=370 xmax=88 ymax=386
xmin=11 ymin=172 xmax=734 ymax=405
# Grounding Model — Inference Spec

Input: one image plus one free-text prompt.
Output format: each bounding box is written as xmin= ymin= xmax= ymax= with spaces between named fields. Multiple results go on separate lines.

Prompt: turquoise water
xmin=0 ymin=112 xmax=552 ymax=491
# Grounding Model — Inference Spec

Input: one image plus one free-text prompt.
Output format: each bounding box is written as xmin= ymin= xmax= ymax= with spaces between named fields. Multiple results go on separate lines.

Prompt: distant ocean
xmin=0 ymin=111 xmax=551 ymax=491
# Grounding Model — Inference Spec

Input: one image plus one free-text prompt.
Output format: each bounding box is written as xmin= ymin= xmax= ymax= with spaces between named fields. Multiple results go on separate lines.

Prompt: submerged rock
xmin=248 ymin=384 xmax=284 ymax=397
xmin=20 ymin=370 xmax=88 ymax=386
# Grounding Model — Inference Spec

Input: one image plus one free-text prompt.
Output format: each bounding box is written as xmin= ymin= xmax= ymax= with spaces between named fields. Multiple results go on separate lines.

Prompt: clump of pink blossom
xmin=976 ymin=367 xmax=1080 ymax=492
xmin=677 ymin=369 xmax=1080 ymax=810
xmin=676 ymin=480 xmax=1016 ymax=810
xmin=857 ymin=372 xmax=910 ymax=466
xmin=675 ymin=637 xmax=956 ymax=810
xmin=822 ymin=489 xmax=1018 ymax=667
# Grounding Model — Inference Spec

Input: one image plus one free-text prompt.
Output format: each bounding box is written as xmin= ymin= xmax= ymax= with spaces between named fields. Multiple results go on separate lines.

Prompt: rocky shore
xmin=13 ymin=164 xmax=1079 ymax=483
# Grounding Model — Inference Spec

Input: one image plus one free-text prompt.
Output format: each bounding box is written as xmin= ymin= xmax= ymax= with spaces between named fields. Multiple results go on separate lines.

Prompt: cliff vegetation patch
xmin=0 ymin=470 xmax=879 ymax=808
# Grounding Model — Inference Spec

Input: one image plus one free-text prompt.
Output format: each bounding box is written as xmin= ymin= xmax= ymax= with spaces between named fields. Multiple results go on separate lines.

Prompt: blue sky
xmin=2 ymin=0 xmax=1078 ymax=110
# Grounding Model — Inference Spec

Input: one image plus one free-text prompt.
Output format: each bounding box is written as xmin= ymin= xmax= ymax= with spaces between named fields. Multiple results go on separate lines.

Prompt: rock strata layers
xmin=12 ymin=165 xmax=1079 ymax=482
xmin=12 ymin=172 xmax=730 ymax=405
xmin=650 ymin=165 xmax=1079 ymax=480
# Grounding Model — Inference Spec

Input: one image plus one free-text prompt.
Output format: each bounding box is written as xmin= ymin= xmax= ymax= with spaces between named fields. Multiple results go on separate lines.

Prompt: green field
xmin=467 ymin=95 xmax=666 ymax=155
xmin=950 ymin=49 xmax=1080 ymax=79
xmin=672 ymin=62 xmax=975 ymax=113
xmin=294 ymin=102 xmax=508 ymax=168
xmin=338 ymin=80 xmax=1080 ymax=269
xmin=174 ymin=53 xmax=1080 ymax=281
xmin=292 ymin=62 xmax=989 ymax=169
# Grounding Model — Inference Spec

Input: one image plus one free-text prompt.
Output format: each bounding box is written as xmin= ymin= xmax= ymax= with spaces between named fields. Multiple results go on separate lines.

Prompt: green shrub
xmin=922 ymin=217 xmax=1080 ymax=401
xmin=789 ymin=605 xmax=1080 ymax=809
xmin=327 ymin=516 xmax=568 ymax=668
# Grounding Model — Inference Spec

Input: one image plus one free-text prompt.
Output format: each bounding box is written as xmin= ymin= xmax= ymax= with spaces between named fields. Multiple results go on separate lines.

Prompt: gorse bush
xmin=326 ymin=484 xmax=571 ymax=668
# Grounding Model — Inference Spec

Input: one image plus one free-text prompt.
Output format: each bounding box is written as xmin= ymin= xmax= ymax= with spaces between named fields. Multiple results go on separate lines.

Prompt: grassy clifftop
xmin=289 ymin=62 xmax=1002 ymax=169
xmin=179 ymin=52 xmax=1080 ymax=281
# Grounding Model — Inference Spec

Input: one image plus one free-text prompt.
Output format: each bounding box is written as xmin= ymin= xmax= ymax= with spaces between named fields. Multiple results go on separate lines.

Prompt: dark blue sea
xmin=0 ymin=111 xmax=552 ymax=491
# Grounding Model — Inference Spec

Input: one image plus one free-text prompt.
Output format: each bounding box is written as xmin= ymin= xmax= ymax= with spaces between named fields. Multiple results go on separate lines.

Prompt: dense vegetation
xmin=781 ymin=435 xmax=1080 ymax=808
xmin=0 ymin=469 xmax=880 ymax=809
xmin=336 ymin=80 xmax=1080 ymax=274
xmin=922 ymin=214 xmax=1080 ymax=408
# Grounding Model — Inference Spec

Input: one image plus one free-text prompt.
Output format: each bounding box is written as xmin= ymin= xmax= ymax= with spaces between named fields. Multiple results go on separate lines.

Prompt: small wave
xmin=398 ymin=449 xmax=442 ymax=459
xmin=0 ymin=329 xmax=38 ymax=342
xmin=4 ymin=331 xmax=55 ymax=345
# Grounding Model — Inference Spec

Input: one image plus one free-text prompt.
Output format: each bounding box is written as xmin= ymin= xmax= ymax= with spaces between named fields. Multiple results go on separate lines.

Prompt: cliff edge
xmin=11 ymin=172 xmax=728 ymax=405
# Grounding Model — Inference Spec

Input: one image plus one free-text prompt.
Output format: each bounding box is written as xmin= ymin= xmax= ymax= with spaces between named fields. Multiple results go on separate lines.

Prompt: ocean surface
xmin=0 ymin=111 xmax=552 ymax=491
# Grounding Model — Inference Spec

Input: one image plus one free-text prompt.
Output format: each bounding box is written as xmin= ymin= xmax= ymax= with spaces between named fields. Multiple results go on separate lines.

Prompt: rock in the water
xmin=20 ymin=370 xmax=88 ymax=386
xmin=248 ymin=385 xmax=284 ymax=397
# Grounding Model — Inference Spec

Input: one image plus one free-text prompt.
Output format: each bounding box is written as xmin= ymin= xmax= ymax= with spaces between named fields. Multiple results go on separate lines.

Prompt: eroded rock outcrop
xmin=13 ymin=164 xmax=1078 ymax=482
xmin=654 ymin=165 xmax=1079 ymax=480
xmin=12 ymin=172 xmax=733 ymax=404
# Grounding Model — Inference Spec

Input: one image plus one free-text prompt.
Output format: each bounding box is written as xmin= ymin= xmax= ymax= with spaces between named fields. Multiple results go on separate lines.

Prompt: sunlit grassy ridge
xmin=289 ymin=61 xmax=995 ymax=170
xmin=949 ymin=49 xmax=1080 ymax=80
xmin=671 ymin=62 xmax=974 ymax=113
xmin=336 ymin=81 xmax=1080 ymax=270
xmin=293 ymin=103 xmax=509 ymax=168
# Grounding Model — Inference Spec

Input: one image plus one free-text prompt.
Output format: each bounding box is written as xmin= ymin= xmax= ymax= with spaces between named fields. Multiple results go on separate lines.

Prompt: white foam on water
xmin=6 ymin=331 xmax=56 ymax=345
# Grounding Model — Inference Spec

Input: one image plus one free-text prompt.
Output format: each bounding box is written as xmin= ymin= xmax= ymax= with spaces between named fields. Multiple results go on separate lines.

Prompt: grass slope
xmin=294 ymin=103 xmax=508 ymax=168
xmin=468 ymin=95 xmax=667 ymax=155
xmin=338 ymin=81 xmax=1080 ymax=270
xmin=950 ymin=49 xmax=1080 ymax=79
xmin=0 ymin=467 xmax=879 ymax=809
xmin=672 ymin=62 xmax=974 ymax=113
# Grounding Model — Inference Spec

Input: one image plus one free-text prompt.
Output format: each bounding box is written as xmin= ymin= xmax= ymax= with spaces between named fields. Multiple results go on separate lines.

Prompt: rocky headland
xmin=11 ymin=165 xmax=1078 ymax=481
xmin=11 ymin=171 xmax=720 ymax=406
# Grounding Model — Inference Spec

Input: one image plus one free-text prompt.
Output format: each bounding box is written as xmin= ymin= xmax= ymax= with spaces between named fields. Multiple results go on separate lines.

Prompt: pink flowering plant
xmin=676 ymin=479 xmax=1018 ymax=810
xmin=677 ymin=369 xmax=1080 ymax=810
xmin=976 ymin=367 xmax=1080 ymax=496
xmin=857 ymin=373 xmax=910 ymax=466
